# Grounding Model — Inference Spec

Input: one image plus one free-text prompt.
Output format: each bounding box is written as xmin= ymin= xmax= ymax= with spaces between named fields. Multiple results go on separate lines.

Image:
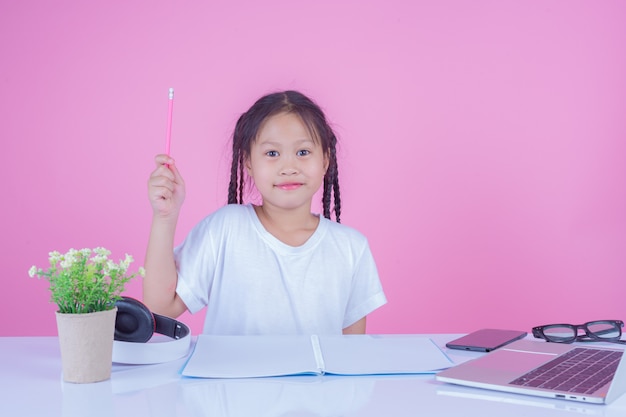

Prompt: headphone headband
xmin=153 ymin=312 xmax=190 ymax=340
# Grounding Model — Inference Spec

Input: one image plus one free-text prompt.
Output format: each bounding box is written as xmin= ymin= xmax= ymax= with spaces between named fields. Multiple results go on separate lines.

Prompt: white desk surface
xmin=2 ymin=334 xmax=626 ymax=417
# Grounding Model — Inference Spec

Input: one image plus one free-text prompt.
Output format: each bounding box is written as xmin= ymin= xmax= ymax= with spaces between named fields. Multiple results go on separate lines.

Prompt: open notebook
xmin=436 ymin=339 xmax=626 ymax=404
xmin=181 ymin=334 xmax=453 ymax=378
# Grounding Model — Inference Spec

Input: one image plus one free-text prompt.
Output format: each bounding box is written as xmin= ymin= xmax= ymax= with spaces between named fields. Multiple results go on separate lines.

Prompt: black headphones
xmin=112 ymin=297 xmax=191 ymax=364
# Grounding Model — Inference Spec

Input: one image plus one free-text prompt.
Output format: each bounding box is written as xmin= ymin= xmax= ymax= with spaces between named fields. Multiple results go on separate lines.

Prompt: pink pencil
xmin=165 ymin=88 xmax=174 ymax=156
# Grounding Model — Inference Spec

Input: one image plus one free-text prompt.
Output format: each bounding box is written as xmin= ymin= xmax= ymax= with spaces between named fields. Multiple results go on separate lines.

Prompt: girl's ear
xmin=244 ymin=156 xmax=253 ymax=176
xmin=323 ymin=152 xmax=330 ymax=173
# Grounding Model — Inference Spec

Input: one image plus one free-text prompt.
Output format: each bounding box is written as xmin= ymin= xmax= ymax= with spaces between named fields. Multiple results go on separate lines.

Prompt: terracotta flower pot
xmin=55 ymin=307 xmax=117 ymax=383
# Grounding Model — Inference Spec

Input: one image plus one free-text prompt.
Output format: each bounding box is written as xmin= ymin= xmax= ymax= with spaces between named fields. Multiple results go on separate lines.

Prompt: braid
xmin=333 ymin=174 xmax=341 ymax=223
xmin=322 ymin=176 xmax=331 ymax=220
xmin=228 ymin=113 xmax=248 ymax=205
xmin=227 ymin=148 xmax=240 ymax=204
xmin=322 ymin=132 xmax=341 ymax=223
xmin=238 ymin=153 xmax=244 ymax=204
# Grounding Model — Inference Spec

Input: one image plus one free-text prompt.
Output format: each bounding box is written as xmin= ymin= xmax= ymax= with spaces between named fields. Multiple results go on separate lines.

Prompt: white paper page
xmin=319 ymin=334 xmax=453 ymax=375
xmin=182 ymin=335 xmax=320 ymax=378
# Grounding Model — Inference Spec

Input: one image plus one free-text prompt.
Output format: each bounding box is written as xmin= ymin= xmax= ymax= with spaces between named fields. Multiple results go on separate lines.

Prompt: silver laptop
xmin=435 ymin=339 xmax=626 ymax=404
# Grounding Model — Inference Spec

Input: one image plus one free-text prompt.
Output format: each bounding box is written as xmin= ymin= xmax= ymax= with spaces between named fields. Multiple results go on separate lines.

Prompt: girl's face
xmin=246 ymin=112 xmax=329 ymax=213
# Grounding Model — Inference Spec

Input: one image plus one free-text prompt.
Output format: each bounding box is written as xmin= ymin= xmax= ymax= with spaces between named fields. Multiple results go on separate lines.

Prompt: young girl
xmin=144 ymin=90 xmax=386 ymax=335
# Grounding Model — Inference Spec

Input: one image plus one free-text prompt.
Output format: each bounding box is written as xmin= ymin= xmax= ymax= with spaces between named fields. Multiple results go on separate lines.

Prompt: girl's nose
xmin=280 ymin=155 xmax=299 ymax=175
xmin=280 ymin=166 xmax=298 ymax=175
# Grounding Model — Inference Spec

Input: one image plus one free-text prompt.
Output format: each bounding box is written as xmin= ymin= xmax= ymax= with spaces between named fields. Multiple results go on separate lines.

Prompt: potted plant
xmin=29 ymin=247 xmax=145 ymax=383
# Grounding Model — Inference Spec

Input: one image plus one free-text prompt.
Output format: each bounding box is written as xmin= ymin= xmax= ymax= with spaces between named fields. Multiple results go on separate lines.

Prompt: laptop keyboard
xmin=510 ymin=347 xmax=623 ymax=395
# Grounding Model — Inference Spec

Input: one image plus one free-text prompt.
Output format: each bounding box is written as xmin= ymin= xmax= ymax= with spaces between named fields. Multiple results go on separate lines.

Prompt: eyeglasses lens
xmin=587 ymin=321 xmax=620 ymax=339
xmin=543 ymin=325 xmax=576 ymax=342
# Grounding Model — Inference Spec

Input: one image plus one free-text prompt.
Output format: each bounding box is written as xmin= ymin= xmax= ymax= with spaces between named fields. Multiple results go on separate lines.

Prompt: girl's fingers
xmin=151 ymin=156 xmax=181 ymax=183
xmin=147 ymin=154 xmax=185 ymax=216
xmin=150 ymin=169 xmax=175 ymax=184
xmin=154 ymin=154 xmax=174 ymax=166
xmin=149 ymin=179 xmax=175 ymax=196
xmin=168 ymin=162 xmax=185 ymax=185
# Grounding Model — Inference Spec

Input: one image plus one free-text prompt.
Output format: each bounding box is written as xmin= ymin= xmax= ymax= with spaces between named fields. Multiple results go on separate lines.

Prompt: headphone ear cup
xmin=115 ymin=297 xmax=155 ymax=343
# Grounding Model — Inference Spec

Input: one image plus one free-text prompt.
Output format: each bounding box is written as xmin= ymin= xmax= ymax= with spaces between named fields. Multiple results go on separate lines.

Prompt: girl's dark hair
xmin=227 ymin=90 xmax=341 ymax=222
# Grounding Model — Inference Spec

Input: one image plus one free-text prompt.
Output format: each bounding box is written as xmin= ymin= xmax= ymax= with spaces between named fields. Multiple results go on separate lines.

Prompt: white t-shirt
xmin=174 ymin=204 xmax=387 ymax=335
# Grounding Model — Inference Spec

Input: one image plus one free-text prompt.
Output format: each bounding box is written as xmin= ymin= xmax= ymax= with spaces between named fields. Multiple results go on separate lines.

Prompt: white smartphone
xmin=445 ymin=328 xmax=528 ymax=352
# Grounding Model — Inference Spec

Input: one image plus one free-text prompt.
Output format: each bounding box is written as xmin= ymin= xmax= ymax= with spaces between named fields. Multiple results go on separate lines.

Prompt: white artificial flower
xmin=91 ymin=254 xmax=107 ymax=264
xmin=48 ymin=251 xmax=62 ymax=264
xmin=28 ymin=266 xmax=38 ymax=278
xmin=104 ymin=260 xmax=118 ymax=276
xmin=94 ymin=247 xmax=111 ymax=257
xmin=120 ymin=254 xmax=133 ymax=271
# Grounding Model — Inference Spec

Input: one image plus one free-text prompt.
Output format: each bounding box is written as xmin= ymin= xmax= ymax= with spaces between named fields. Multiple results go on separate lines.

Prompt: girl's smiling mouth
xmin=275 ymin=182 xmax=303 ymax=191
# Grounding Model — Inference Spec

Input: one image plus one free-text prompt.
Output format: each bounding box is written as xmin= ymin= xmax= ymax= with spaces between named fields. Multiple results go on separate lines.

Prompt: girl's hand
xmin=147 ymin=154 xmax=186 ymax=219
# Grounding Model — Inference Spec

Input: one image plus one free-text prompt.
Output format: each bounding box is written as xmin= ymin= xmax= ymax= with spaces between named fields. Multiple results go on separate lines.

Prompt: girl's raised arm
xmin=143 ymin=154 xmax=188 ymax=318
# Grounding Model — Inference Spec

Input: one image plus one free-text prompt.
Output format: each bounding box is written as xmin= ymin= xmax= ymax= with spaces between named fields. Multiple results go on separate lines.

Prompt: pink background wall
xmin=2 ymin=1 xmax=625 ymax=336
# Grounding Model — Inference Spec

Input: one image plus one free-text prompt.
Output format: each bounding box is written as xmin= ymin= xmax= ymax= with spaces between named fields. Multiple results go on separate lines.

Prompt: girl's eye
xmin=297 ymin=150 xmax=310 ymax=157
xmin=266 ymin=150 xmax=279 ymax=157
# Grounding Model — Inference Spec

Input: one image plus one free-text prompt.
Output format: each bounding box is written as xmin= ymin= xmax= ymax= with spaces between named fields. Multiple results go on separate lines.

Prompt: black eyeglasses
xmin=533 ymin=320 xmax=626 ymax=345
